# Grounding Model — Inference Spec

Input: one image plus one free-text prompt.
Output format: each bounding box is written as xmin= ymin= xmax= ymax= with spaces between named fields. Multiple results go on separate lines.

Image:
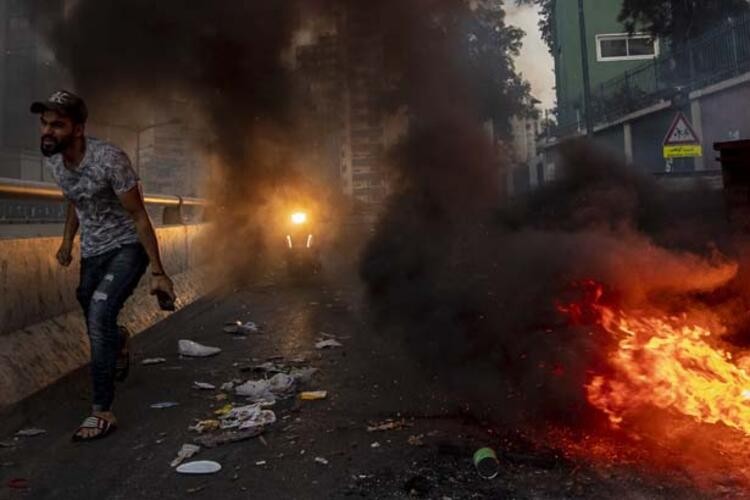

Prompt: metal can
xmin=473 ymin=447 xmax=499 ymax=479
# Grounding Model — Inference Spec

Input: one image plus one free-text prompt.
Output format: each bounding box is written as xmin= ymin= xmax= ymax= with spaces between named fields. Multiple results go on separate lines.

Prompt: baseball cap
xmin=30 ymin=90 xmax=88 ymax=124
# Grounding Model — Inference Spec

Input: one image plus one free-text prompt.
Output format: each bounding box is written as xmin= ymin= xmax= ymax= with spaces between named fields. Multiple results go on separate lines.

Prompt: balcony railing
xmin=556 ymin=12 xmax=750 ymax=136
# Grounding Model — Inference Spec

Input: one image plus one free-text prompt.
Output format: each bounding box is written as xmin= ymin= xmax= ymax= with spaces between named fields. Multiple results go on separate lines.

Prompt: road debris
xmin=0 ymin=441 xmax=15 ymax=448
xmin=235 ymin=372 xmax=303 ymax=402
xmin=370 ymin=442 xmax=381 ymax=449
xmin=473 ymin=447 xmax=500 ymax=479
xmin=193 ymin=381 xmax=216 ymax=390
xmin=214 ymin=404 xmax=234 ymax=416
xmin=220 ymin=381 xmax=237 ymax=391
xmin=255 ymin=460 xmax=267 ymax=466
xmin=188 ymin=420 xmax=221 ymax=434
xmin=407 ymin=434 xmax=425 ymax=446
xmin=315 ymin=338 xmax=343 ymax=349
xmin=299 ymin=391 xmax=328 ymax=401
xmin=151 ymin=402 xmax=180 ymax=409
xmin=219 ymin=404 xmax=277 ymax=431
xmin=186 ymin=485 xmax=207 ymax=494
xmin=193 ymin=428 xmax=264 ymax=448
xmin=178 ymin=340 xmax=221 ymax=358
xmin=367 ymin=418 xmax=411 ymax=432
xmin=314 ymin=457 xmax=329 ymax=465
xmin=141 ymin=357 xmax=167 ymax=365
xmin=176 ymin=460 xmax=222 ymax=475
xmin=289 ymin=367 xmax=318 ymax=383
xmin=15 ymin=428 xmax=46 ymax=437
xmin=170 ymin=444 xmax=201 ymax=467
xmin=224 ymin=320 xmax=261 ymax=334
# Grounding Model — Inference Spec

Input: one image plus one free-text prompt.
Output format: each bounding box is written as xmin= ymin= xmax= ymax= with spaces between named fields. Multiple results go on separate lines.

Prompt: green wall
xmin=554 ymin=0 xmax=655 ymax=127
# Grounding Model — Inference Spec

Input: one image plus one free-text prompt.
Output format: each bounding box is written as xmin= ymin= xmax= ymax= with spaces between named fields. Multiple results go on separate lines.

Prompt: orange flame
xmin=563 ymin=281 xmax=750 ymax=436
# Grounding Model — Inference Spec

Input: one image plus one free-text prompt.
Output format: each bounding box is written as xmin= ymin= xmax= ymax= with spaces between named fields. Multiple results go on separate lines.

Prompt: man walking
xmin=31 ymin=90 xmax=176 ymax=441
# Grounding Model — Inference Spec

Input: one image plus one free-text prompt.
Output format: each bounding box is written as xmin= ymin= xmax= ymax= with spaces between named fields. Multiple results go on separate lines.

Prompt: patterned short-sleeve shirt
xmin=47 ymin=137 xmax=140 ymax=258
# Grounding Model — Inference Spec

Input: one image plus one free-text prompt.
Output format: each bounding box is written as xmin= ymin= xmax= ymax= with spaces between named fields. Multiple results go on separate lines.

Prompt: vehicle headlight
xmin=291 ymin=212 xmax=308 ymax=225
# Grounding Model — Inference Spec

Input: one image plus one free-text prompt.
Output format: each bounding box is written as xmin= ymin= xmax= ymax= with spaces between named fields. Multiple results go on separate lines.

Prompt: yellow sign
xmin=663 ymin=144 xmax=703 ymax=159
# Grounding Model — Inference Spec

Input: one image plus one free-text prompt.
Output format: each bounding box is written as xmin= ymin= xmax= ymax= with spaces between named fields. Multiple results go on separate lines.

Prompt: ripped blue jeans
xmin=76 ymin=243 xmax=149 ymax=412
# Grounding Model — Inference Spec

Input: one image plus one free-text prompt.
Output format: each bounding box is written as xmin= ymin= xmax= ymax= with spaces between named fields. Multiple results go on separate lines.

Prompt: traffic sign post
xmin=663 ymin=112 xmax=703 ymax=159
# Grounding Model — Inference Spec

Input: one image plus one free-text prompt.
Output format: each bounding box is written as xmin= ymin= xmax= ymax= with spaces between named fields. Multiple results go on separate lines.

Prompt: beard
xmin=40 ymin=134 xmax=73 ymax=157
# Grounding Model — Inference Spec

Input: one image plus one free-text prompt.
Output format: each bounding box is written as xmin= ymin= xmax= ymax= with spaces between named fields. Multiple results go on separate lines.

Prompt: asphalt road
xmin=0 ymin=254 xmax=713 ymax=499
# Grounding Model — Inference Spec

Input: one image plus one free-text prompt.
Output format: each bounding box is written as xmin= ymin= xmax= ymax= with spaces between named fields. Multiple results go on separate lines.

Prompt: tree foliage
xmin=465 ymin=0 xmax=537 ymax=128
xmin=619 ymin=0 xmax=749 ymax=45
xmin=521 ymin=0 xmax=750 ymax=52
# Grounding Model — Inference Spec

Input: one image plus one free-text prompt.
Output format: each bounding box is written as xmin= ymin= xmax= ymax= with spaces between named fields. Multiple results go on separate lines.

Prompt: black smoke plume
xmin=361 ymin=136 xmax=736 ymax=426
xmin=33 ymin=0 xmax=736 ymax=426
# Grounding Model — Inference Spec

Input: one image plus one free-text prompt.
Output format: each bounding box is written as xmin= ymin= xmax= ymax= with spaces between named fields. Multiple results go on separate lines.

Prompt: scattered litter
xmin=219 ymin=404 xmax=276 ymax=431
xmin=315 ymin=339 xmax=342 ymax=349
xmin=15 ymin=428 xmax=45 ymax=437
xmin=142 ymin=357 xmax=167 ymax=365
xmin=407 ymin=434 xmax=425 ymax=446
xmin=178 ymin=340 xmax=221 ymax=358
xmin=220 ymin=381 xmax=236 ymax=392
xmin=186 ymin=486 xmax=206 ymax=494
xmin=367 ymin=418 xmax=411 ymax=432
xmin=223 ymin=321 xmax=242 ymax=334
xmin=214 ymin=404 xmax=234 ymax=416
xmin=255 ymin=460 xmax=267 ymax=466
xmin=6 ymin=478 xmax=28 ymax=489
xmin=299 ymin=391 xmax=328 ymax=401
xmin=370 ymin=442 xmax=381 ymax=449
xmin=215 ymin=394 xmax=227 ymax=402
xmin=473 ymin=447 xmax=500 ymax=479
xmin=251 ymin=361 xmax=285 ymax=374
xmin=0 ymin=441 xmax=15 ymax=448
xmin=224 ymin=321 xmax=261 ymax=335
xmin=176 ymin=460 xmax=222 ymax=475
xmin=239 ymin=321 xmax=260 ymax=334
xmin=288 ymin=367 xmax=318 ymax=384
xmin=268 ymin=373 xmax=295 ymax=393
xmin=189 ymin=420 xmax=221 ymax=434
xmin=151 ymin=402 xmax=180 ymax=409
xmin=318 ymin=332 xmax=338 ymax=339
xmin=314 ymin=457 xmax=329 ymax=465
xmin=235 ymin=373 xmax=297 ymax=402
xmin=193 ymin=381 xmax=216 ymax=390
xmin=235 ymin=380 xmax=273 ymax=401
xmin=194 ymin=428 xmax=264 ymax=448
xmin=171 ymin=444 xmax=201 ymax=467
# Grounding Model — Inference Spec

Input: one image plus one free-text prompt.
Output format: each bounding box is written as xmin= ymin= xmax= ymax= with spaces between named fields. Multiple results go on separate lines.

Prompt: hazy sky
xmin=506 ymin=4 xmax=556 ymax=110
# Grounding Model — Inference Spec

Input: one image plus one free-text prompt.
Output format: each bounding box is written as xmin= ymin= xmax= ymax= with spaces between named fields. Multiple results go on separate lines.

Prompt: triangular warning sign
xmin=663 ymin=112 xmax=700 ymax=145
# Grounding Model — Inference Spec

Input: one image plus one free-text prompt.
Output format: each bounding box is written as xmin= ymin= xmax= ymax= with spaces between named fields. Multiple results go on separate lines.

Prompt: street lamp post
xmin=578 ymin=0 xmax=594 ymax=137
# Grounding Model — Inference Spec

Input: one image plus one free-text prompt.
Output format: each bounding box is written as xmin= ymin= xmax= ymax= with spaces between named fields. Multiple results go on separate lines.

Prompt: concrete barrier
xmin=0 ymin=224 xmax=209 ymax=408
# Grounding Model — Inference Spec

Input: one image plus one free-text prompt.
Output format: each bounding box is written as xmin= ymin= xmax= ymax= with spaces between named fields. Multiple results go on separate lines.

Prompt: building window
xmin=595 ymin=33 xmax=658 ymax=62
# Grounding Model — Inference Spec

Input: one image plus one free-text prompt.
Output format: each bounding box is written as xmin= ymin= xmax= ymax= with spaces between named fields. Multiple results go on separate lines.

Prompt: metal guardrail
xmin=0 ymin=177 xmax=208 ymax=225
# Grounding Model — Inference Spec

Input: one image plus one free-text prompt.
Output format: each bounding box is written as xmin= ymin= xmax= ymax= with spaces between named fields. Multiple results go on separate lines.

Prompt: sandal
xmin=72 ymin=415 xmax=117 ymax=442
xmin=115 ymin=326 xmax=131 ymax=382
